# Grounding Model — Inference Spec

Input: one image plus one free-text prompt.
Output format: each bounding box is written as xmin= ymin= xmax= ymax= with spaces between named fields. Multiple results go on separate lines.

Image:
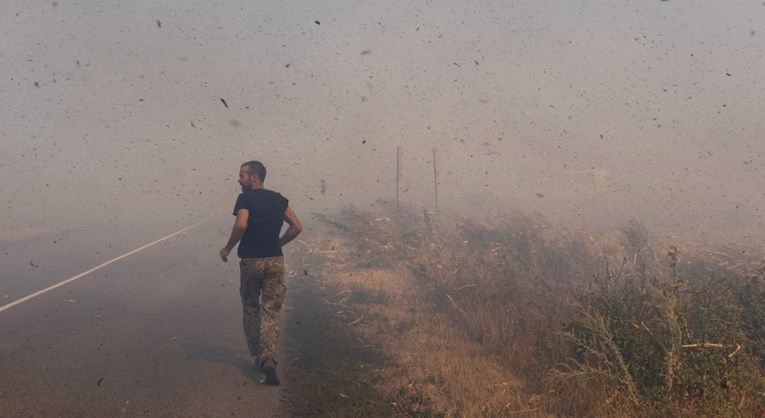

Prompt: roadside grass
xmin=284 ymin=202 xmax=765 ymax=417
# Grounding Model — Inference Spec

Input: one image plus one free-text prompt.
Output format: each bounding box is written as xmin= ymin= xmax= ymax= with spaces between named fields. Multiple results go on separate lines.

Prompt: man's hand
xmin=279 ymin=206 xmax=302 ymax=247
xmin=219 ymin=247 xmax=230 ymax=262
xmin=220 ymin=208 xmax=248 ymax=263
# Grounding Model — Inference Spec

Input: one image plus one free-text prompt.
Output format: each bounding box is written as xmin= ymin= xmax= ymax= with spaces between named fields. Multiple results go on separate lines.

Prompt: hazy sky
xmin=2 ymin=0 xmax=764 ymax=243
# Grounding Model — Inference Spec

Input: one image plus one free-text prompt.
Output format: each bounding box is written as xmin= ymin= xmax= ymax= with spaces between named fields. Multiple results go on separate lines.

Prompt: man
xmin=219 ymin=161 xmax=302 ymax=385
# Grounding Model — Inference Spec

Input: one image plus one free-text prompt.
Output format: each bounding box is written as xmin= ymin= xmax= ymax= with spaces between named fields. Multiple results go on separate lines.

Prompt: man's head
xmin=239 ymin=160 xmax=266 ymax=192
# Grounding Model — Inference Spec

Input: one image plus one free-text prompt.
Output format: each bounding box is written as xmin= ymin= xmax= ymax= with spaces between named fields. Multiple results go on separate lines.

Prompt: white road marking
xmin=0 ymin=221 xmax=205 ymax=314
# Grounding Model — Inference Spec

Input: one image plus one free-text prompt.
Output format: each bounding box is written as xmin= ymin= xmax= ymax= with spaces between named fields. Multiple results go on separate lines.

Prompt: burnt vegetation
xmin=285 ymin=202 xmax=765 ymax=417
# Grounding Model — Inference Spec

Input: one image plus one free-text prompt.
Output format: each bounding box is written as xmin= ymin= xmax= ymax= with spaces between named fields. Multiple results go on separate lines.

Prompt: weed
xmin=285 ymin=203 xmax=765 ymax=417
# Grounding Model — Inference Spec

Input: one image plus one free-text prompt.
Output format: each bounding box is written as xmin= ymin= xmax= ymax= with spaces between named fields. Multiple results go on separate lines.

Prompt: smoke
xmin=2 ymin=0 xmax=764 ymax=244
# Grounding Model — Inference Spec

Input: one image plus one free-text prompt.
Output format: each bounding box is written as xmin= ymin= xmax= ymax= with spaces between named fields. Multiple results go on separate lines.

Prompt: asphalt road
xmin=0 ymin=219 xmax=289 ymax=417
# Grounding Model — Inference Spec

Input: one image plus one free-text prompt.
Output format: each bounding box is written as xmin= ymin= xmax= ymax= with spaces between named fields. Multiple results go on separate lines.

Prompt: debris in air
xmin=220 ymin=98 xmax=229 ymax=108
xmin=315 ymin=20 xmax=320 ymax=25
xmin=156 ymin=20 xmax=162 ymax=28
xmin=97 ymin=378 xmax=104 ymax=387
xmin=30 ymin=260 xmax=39 ymax=267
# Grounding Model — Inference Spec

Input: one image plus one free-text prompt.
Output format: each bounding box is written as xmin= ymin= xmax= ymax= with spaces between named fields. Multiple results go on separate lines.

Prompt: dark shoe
xmin=261 ymin=359 xmax=280 ymax=385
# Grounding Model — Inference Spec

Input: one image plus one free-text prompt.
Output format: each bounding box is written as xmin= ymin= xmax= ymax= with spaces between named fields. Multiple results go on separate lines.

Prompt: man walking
xmin=219 ymin=160 xmax=302 ymax=385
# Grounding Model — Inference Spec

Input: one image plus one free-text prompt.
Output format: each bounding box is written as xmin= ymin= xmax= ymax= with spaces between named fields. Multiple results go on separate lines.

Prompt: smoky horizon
xmin=2 ymin=0 xmax=764 ymax=246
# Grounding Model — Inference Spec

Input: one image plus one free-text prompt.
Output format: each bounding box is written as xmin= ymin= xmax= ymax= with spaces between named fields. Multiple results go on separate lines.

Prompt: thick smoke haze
xmin=2 ymin=0 xmax=764 ymax=243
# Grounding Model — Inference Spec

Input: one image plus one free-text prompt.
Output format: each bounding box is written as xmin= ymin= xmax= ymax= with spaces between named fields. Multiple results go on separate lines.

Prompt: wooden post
xmin=433 ymin=148 xmax=439 ymax=212
xmin=396 ymin=146 xmax=400 ymax=211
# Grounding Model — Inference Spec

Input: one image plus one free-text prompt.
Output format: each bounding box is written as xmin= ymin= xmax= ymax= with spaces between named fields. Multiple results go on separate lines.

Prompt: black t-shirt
xmin=232 ymin=188 xmax=289 ymax=258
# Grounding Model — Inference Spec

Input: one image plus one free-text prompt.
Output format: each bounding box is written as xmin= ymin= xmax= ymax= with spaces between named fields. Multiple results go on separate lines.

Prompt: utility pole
xmin=433 ymin=148 xmax=439 ymax=212
xmin=396 ymin=146 xmax=401 ymax=211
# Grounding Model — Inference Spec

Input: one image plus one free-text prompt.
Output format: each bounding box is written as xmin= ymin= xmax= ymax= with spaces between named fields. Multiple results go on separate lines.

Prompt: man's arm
xmin=279 ymin=206 xmax=302 ymax=247
xmin=220 ymin=208 xmax=249 ymax=262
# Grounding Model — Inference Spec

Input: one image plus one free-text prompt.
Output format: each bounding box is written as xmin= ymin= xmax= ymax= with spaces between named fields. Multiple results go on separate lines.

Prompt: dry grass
xmin=338 ymin=268 xmax=535 ymax=417
xmin=284 ymin=202 xmax=765 ymax=417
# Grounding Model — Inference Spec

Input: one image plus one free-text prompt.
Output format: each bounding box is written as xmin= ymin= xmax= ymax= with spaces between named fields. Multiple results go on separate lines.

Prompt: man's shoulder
xmin=241 ymin=189 xmax=288 ymax=210
xmin=257 ymin=188 xmax=288 ymax=201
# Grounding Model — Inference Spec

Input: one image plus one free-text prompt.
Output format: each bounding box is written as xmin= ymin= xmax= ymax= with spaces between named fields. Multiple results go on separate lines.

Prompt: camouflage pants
xmin=239 ymin=256 xmax=285 ymax=364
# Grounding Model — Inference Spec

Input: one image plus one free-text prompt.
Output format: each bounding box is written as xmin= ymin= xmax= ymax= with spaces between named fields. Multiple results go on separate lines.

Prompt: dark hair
xmin=241 ymin=160 xmax=266 ymax=181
